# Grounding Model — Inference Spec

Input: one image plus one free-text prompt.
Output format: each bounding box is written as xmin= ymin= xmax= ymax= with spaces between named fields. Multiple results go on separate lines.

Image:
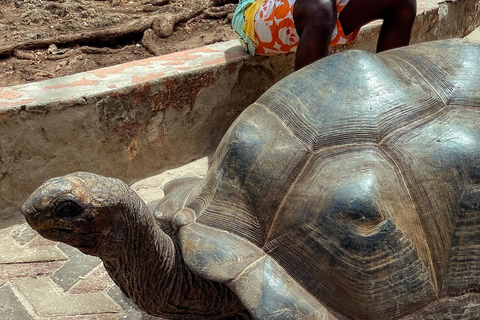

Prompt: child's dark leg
xmin=375 ymin=0 xmax=416 ymax=52
xmin=293 ymin=0 xmax=337 ymax=70
xmin=339 ymin=0 xmax=416 ymax=52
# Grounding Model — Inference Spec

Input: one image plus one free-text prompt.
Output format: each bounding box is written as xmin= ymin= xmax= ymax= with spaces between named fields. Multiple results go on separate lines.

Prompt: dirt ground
xmin=0 ymin=0 xmax=238 ymax=87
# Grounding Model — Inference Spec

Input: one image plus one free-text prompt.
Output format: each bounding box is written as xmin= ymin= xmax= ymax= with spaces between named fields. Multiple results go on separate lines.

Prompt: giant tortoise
xmin=22 ymin=38 xmax=480 ymax=319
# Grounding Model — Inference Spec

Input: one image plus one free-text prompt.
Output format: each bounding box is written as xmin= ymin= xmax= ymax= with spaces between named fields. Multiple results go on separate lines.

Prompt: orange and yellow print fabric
xmin=232 ymin=0 xmax=360 ymax=56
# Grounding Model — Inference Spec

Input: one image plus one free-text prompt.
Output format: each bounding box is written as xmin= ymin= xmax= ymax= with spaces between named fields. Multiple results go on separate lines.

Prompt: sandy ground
xmin=0 ymin=0 xmax=237 ymax=87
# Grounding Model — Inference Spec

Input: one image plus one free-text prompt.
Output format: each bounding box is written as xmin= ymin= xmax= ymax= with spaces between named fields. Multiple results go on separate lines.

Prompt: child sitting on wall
xmin=232 ymin=0 xmax=417 ymax=69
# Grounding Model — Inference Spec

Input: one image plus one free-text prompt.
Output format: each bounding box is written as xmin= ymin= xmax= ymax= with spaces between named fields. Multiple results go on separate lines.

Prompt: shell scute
xmin=257 ymin=49 xmax=446 ymax=151
xmin=190 ymin=104 xmax=310 ymax=245
xmin=379 ymin=39 xmax=480 ymax=107
xmin=262 ymin=146 xmax=436 ymax=318
xmin=382 ymin=107 xmax=480 ymax=295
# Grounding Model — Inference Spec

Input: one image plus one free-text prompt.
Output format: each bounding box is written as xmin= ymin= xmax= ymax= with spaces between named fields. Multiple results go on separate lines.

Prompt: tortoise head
xmin=22 ymin=172 xmax=125 ymax=256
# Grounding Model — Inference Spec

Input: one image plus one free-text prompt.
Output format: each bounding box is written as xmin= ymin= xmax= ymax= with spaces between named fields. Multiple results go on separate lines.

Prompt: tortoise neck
xmin=97 ymin=187 xmax=247 ymax=319
xmin=100 ymin=192 xmax=179 ymax=317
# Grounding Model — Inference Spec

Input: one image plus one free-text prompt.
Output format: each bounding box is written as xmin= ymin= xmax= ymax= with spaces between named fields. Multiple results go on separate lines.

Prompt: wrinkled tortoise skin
xmin=174 ymin=38 xmax=480 ymax=319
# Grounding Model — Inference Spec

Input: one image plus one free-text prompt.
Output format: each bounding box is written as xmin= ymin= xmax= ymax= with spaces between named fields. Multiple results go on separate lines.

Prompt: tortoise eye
xmin=55 ymin=200 xmax=83 ymax=217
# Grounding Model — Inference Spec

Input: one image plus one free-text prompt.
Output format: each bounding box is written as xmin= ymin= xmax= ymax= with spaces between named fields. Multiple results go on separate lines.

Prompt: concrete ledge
xmin=1 ymin=0 xmax=479 ymax=217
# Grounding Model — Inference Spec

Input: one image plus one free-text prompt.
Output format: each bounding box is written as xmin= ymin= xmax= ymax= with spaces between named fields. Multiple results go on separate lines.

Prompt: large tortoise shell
xmin=174 ymin=39 xmax=480 ymax=319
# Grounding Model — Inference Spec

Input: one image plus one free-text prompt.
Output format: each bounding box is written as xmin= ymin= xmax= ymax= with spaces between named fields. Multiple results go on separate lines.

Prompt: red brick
xmin=0 ymin=261 xmax=64 ymax=281
xmin=28 ymin=235 xmax=59 ymax=247
xmin=69 ymin=265 xmax=115 ymax=294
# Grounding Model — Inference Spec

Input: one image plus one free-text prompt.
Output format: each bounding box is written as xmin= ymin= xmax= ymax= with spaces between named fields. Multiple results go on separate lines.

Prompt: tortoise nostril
xmin=55 ymin=201 xmax=83 ymax=217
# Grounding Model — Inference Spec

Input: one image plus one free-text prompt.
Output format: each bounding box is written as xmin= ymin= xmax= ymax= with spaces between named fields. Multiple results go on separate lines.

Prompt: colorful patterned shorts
xmin=234 ymin=0 xmax=360 ymax=55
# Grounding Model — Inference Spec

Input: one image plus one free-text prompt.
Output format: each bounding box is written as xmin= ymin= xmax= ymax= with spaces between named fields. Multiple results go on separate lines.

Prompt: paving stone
xmin=0 ymin=227 xmax=10 ymax=237
xmin=108 ymin=286 xmax=160 ymax=319
xmin=70 ymin=264 xmax=115 ymax=294
xmin=10 ymin=223 xmax=38 ymax=245
xmin=466 ymin=26 xmax=480 ymax=42
xmin=0 ymin=238 xmax=68 ymax=263
xmin=0 ymin=284 xmax=34 ymax=319
xmin=28 ymin=235 xmax=59 ymax=247
xmin=13 ymin=277 xmax=121 ymax=317
xmin=0 ymin=261 xmax=64 ymax=282
xmin=51 ymin=243 xmax=102 ymax=291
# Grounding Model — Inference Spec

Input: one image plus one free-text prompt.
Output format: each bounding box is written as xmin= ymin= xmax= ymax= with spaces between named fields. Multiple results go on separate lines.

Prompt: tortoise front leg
xmin=229 ymin=256 xmax=337 ymax=320
xmin=178 ymin=222 xmax=337 ymax=320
